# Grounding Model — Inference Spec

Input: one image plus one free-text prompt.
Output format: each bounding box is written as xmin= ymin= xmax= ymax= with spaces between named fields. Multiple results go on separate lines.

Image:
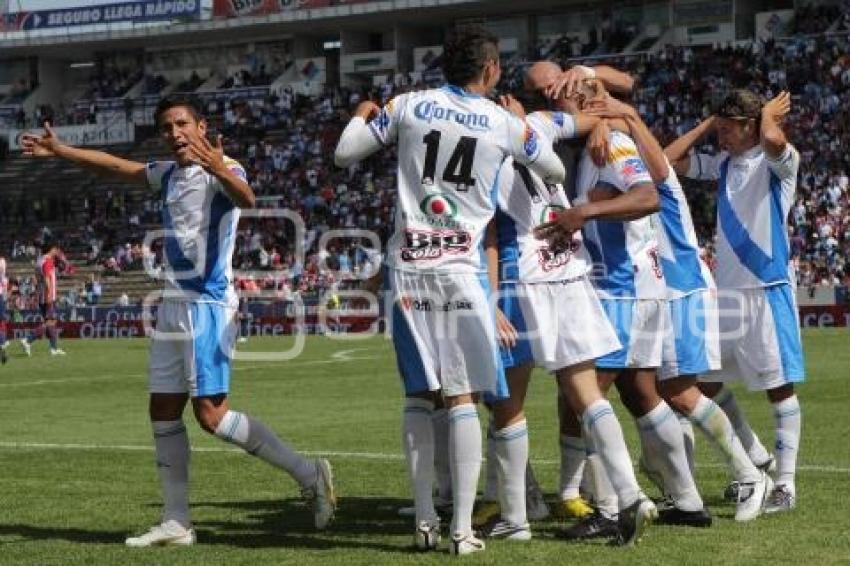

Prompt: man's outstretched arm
xmin=21 ymin=123 xmax=146 ymax=184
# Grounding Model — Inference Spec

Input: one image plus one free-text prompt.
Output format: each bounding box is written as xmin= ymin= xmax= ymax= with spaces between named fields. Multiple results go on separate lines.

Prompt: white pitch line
xmin=1 ymin=441 xmax=848 ymax=474
xmin=0 ymin=354 xmax=379 ymax=388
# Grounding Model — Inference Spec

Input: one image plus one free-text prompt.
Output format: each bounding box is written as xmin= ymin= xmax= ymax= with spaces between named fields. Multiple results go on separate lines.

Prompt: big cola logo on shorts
xmin=400 ymin=229 xmax=471 ymax=261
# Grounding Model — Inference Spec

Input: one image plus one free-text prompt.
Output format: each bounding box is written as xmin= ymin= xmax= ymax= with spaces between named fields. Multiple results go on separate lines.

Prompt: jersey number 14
xmin=421 ymin=129 xmax=477 ymax=191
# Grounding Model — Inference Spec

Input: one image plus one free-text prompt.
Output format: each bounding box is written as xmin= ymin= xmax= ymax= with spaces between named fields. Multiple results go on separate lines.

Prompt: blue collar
xmin=441 ymin=84 xmax=483 ymax=99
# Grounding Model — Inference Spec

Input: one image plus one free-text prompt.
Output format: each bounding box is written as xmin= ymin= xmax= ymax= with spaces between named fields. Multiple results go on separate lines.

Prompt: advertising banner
xmin=212 ymin=0 xmax=378 ymax=19
xmin=2 ymin=0 xmax=200 ymax=31
xmin=9 ymin=121 xmax=134 ymax=150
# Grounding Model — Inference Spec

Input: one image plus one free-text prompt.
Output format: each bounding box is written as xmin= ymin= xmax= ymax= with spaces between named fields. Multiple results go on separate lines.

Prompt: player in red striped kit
xmin=20 ymin=242 xmax=66 ymax=357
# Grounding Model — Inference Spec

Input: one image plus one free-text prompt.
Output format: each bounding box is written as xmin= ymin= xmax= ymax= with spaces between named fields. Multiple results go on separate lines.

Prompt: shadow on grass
xmin=0 ymin=524 xmax=125 ymax=545
xmin=189 ymin=496 xmax=417 ymax=552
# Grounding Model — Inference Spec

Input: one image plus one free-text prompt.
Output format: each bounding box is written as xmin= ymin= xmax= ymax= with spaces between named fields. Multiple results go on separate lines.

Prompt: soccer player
xmin=536 ymin=79 xmax=703 ymax=540
xmin=20 ymin=95 xmax=336 ymax=546
xmin=474 ymin=61 xmax=655 ymax=546
xmin=665 ymin=90 xmax=804 ymax=513
xmin=0 ymin=254 xmax=8 ymax=364
xmin=585 ymin=93 xmax=773 ymax=522
xmin=20 ymin=242 xmax=66 ymax=357
xmin=334 ymin=26 xmax=565 ymax=555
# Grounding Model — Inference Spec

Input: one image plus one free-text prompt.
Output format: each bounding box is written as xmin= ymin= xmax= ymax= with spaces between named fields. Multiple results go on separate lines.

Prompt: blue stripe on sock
xmin=585 ymin=407 xmax=614 ymax=427
xmin=774 ymin=408 xmax=801 ymax=419
xmin=638 ymin=405 xmax=675 ymax=431
xmin=497 ymin=429 xmax=529 ymax=442
xmin=560 ymin=437 xmax=586 ymax=450
xmin=404 ymin=406 xmax=433 ymax=415
xmin=449 ymin=410 xmax=478 ymax=423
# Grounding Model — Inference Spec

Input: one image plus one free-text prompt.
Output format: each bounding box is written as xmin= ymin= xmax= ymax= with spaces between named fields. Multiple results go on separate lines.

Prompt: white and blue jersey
xmin=576 ymin=131 xmax=666 ymax=299
xmin=687 ymin=143 xmax=804 ymax=384
xmin=335 ymin=85 xmax=565 ymax=276
xmin=146 ymin=158 xmax=244 ymax=306
xmin=687 ymin=144 xmax=800 ymax=289
xmin=655 ymin=167 xmax=715 ymax=299
xmin=655 ymin=166 xmax=720 ymax=378
xmin=146 ymin=157 xmax=246 ymax=398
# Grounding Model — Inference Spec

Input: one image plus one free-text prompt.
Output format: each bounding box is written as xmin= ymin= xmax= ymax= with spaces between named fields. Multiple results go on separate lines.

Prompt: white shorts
xmin=660 ymin=289 xmax=722 ymax=380
xmin=596 ymin=298 xmax=666 ymax=370
xmin=149 ymin=300 xmax=238 ymax=397
xmin=713 ymin=285 xmax=805 ymax=391
xmin=511 ymin=277 xmax=621 ymax=372
xmin=387 ymin=269 xmax=507 ymax=398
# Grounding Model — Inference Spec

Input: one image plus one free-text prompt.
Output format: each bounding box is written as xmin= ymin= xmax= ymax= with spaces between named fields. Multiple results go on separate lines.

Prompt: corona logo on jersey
xmin=400 ymin=229 xmax=471 ymax=261
xmin=413 ymin=100 xmax=490 ymax=132
xmin=419 ymin=193 xmax=458 ymax=220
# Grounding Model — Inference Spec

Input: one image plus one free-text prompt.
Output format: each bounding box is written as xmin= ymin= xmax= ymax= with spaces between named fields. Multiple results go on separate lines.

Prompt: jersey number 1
xmin=422 ymin=130 xmax=477 ymax=190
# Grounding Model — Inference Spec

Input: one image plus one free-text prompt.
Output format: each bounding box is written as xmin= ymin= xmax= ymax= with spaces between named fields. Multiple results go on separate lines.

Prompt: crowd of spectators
xmin=3 ymin=23 xmax=850 ymax=305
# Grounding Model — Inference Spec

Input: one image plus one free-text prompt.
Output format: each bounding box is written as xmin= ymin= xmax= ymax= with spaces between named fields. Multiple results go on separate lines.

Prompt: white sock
xmin=715 ymin=389 xmax=771 ymax=466
xmin=214 ymin=410 xmax=317 ymax=488
xmin=585 ymin=451 xmax=618 ymax=518
xmin=689 ymin=394 xmax=759 ymax=482
xmin=153 ymin=420 xmax=191 ymax=528
xmin=637 ymin=401 xmax=703 ymax=512
xmin=482 ymin=416 xmax=499 ymax=502
xmin=493 ymin=419 xmax=529 ymax=526
xmin=678 ymin=412 xmax=696 ymax=476
xmin=402 ymin=398 xmax=437 ymax=523
xmin=448 ymin=404 xmax=482 ymax=536
xmin=432 ymin=408 xmax=452 ymax=502
xmin=773 ymin=395 xmax=801 ymax=494
xmin=582 ymin=399 xmax=640 ymax=511
xmin=559 ymin=434 xmax=586 ymax=500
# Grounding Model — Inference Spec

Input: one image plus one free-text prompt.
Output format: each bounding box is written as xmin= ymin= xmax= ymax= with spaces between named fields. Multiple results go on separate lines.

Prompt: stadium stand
xmin=1 ymin=2 xmax=849 ymax=315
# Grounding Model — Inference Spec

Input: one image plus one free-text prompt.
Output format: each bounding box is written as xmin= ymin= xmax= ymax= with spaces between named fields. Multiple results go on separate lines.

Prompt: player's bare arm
xmin=20 ymin=122 xmax=146 ymax=183
xmin=186 ymin=131 xmax=255 ymax=209
xmin=534 ymin=183 xmax=659 ymax=244
xmin=586 ymin=94 xmax=670 ymax=183
xmin=760 ymin=91 xmax=791 ymax=159
xmin=544 ymin=65 xmax=634 ymax=100
xmin=485 ymin=219 xmax=517 ymax=349
xmin=664 ymin=116 xmax=716 ymax=176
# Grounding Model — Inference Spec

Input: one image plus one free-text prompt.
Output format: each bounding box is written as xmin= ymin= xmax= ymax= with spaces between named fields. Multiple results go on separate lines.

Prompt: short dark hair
xmin=41 ymin=240 xmax=58 ymax=255
xmin=715 ymin=89 xmax=763 ymax=120
xmin=441 ymin=25 xmax=500 ymax=87
xmin=154 ymin=94 xmax=204 ymax=126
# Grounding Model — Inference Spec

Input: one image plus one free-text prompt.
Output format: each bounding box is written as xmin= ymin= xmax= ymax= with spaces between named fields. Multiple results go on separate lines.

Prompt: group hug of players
xmin=15 ymin=24 xmax=803 ymax=557
xmin=335 ymin=26 xmax=804 ymax=555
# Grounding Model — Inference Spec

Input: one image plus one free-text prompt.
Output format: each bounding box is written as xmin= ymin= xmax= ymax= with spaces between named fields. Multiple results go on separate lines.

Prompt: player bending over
xmin=21 ymin=95 xmax=336 ymax=547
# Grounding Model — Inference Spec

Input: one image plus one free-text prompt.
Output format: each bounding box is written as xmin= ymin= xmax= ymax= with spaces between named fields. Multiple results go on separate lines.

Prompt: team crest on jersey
xmin=539 ymin=204 xmax=565 ymax=224
xmin=420 ymin=193 xmax=458 ymax=220
xmin=621 ymin=157 xmax=648 ymax=186
xmin=372 ymin=108 xmax=391 ymax=135
xmin=552 ymin=112 xmax=565 ymax=127
xmin=523 ymin=125 xmax=539 ymax=158
xmin=538 ymin=241 xmax=580 ymax=272
xmin=400 ymin=229 xmax=471 ymax=261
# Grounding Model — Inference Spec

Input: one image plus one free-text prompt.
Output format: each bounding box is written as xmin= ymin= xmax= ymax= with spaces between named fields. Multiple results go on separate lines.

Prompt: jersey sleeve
xmin=145 ymin=161 xmax=176 ymax=190
xmin=764 ymin=143 xmax=800 ymax=183
xmin=335 ymin=94 xmax=407 ymax=168
xmin=526 ymin=111 xmax=578 ymax=143
xmin=210 ymin=157 xmax=248 ymax=202
xmin=505 ymin=114 xmax=566 ymax=185
xmin=599 ymin=134 xmax=653 ymax=192
xmin=685 ymin=151 xmax=723 ymax=181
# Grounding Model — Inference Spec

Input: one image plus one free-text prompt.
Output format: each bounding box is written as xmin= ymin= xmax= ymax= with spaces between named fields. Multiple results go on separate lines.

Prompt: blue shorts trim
xmin=391 ymin=303 xmax=431 ymax=395
xmin=670 ymin=293 xmax=710 ymax=376
xmin=497 ymin=281 xmax=534 ymax=369
xmin=765 ymin=284 xmax=805 ymax=382
xmin=481 ymin=274 xmax=509 ymax=402
xmin=596 ymin=299 xmax=633 ymax=369
xmin=191 ymin=302 xmax=232 ymax=397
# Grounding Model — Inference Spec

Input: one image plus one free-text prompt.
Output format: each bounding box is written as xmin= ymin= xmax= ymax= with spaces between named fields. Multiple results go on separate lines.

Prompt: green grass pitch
xmin=1 ymin=329 xmax=848 ymax=565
